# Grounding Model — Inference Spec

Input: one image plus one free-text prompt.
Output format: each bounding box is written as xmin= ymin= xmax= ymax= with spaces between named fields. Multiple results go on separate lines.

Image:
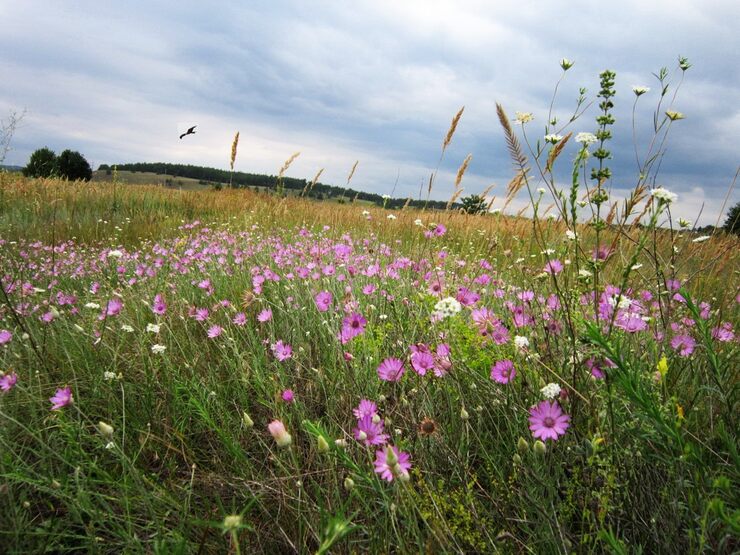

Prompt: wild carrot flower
xmin=377 ymin=358 xmax=405 ymax=382
xmin=0 ymin=372 xmax=18 ymax=392
xmin=268 ymin=420 xmax=292 ymax=447
xmin=0 ymin=330 xmax=12 ymax=345
xmin=490 ymin=359 xmax=516 ymax=384
xmin=540 ymin=383 xmax=561 ymax=399
xmin=271 ymin=340 xmax=292 ymax=361
xmin=433 ymin=297 xmax=462 ymax=319
xmin=353 ymin=414 xmax=389 ymax=446
xmin=374 ymin=445 xmax=411 ymax=482
xmin=151 ymin=344 xmax=167 ymax=354
xmin=528 ymin=400 xmax=570 ymax=441
xmin=50 ymin=387 xmax=73 ymax=410
xmin=651 ymin=187 xmax=677 ymax=204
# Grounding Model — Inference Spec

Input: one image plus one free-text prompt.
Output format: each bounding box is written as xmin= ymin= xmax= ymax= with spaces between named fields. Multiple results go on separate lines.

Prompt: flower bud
xmin=517 ymin=437 xmax=530 ymax=453
xmin=97 ymin=421 xmax=114 ymax=438
xmin=343 ymin=477 xmax=355 ymax=491
xmin=460 ymin=407 xmax=470 ymax=420
xmin=223 ymin=515 xmax=242 ymax=531
xmin=316 ymin=435 xmax=329 ymax=453
xmin=242 ymin=412 xmax=254 ymax=428
xmin=533 ymin=440 xmax=547 ymax=455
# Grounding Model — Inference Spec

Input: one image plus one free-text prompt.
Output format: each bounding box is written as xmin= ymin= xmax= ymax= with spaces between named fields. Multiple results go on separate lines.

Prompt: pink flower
xmin=670 ymin=334 xmax=696 ymax=357
xmin=50 ymin=386 xmax=73 ymax=410
xmin=314 ymin=291 xmax=333 ymax=312
xmin=374 ymin=445 xmax=412 ymax=482
xmin=433 ymin=224 xmax=447 ymax=237
xmin=0 ymin=330 xmax=12 ymax=345
xmin=271 ymin=340 xmax=292 ymax=361
xmin=353 ymin=414 xmax=389 ymax=446
xmin=0 ymin=372 xmax=18 ymax=392
xmin=711 ymin=323 xmax=734 ymax=342
xmin=233 ymin=312 xmax=247 ymax=326
xmin=207 ymin=325 xmax=223 ymax=338
xmin=281 ymin=389 xmax=294 ymax=403
xmin=528 ymin=400 xmax=570 ymax=441
xmin=377 ymin=358 xmax=405 ymax=382
xmin=544 ymin=259 xmax=563 ymax=274
xmin=268 ymin=420 xmax=292 ymax=447
xmin=490 ymin=359 xmax=516 ymax=384
xmin=353 ymin=399 xmax=378 ymax=419
xmin=410 ymin=350 xmax=435 ymax=376
xmin=340 ymin=312 xmax=366 ymax=344
xmin=456 ymin=287 xmax=480 ymax=307
xmin=99 ymin=298 xmax=123 ymax=320
xmin=257 ymin=308 xmax=272 ymax=323
xmin=152 ymin=294 xmax=167 ymax=315
xmin=194 ymin=307 xmax=209 ymax=321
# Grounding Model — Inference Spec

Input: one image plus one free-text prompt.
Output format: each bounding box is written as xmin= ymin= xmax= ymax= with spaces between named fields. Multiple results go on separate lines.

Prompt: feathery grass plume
xmin=446 ymin=187 xmax=464 ymax=210
xmin=516 ymin=205 xmax=528 ymax=218
xmin=545 ymin=132 xmax=572 ymax=173
xmin=486 ymin=195 xmax=497 ymax=211
xmin=346 ymin=161 xmax=359 ymax=185
xmin=454 ymin=154 xmax=473 ymax=190
xmin=605 ymin=202 xmax=618 ymax=225
xmin=228 ymin=131 xmax=240 ymax=188
xmin=443 ymin=106 xmax=465 ymax=152
xmin=302 ymin=167 xmax=325 ymax=197
xmin=277 ymin=151 xmax=300 ymax=195
xmin=496 ymin=103 xmax=529 ymax=170
xmin=480 ymin=183 xmax=495 ymax=199
xmin=503 ymin=170 xmax=528 ymax=211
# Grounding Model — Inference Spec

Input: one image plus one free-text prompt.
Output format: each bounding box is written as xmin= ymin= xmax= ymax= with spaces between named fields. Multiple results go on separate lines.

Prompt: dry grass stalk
xmin=542 ymin=203 xmax=555 ymax=217
xmin=446 ymin=188 xmax=465 ymax=210
xmin=496 ymin=103 xmax=528 ymax=170
xmin=545 ymin=132 xmax=572 ymax=173
xmin=503 ymin=170 xmax=528 ymax=210
xmin=230 ymin=132 xmax=240 ymax=171
xmin=347 ymin=161 xmax=359 ymax=185
xmin=454 ymin=154 xmax=473 ymax=190
xmin=278 ymin=152 xmax=301 ymax=178
xmin=403 ymin=197 xmax=412 ymax=210
xmin=443 ymin=106 xmax=465 ymax=152
xmin=605 ymin=202 xmax=617 ymax=225
xmin=516 ymin=205 xmax=528 ymax=218
xmin=486 ymin=195 xmax=497 ymax=211
xmin=480 ymin=183 xmax=495 ymax=199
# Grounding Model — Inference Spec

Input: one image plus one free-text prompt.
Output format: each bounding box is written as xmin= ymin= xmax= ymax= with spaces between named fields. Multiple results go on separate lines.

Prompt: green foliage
xmin=57 ymin=149 xmax=92 ymax=181
xmin=23 ymin=147 xmax=58 ymax=178
xmin=723 ymin=200 xmax=740 ymax=235
xmin=460 ymin=194 xmax=488 ymax=214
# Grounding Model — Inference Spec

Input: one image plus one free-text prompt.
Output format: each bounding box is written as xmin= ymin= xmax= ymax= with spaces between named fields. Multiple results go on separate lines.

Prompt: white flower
xmin=579 ymin=269 xmax=593 ymax=278
xmin=84 ymin=302 xmax=101 ymax=309
xmin=692 ymin=235 xmax=711 ymax=243
xmin=575 ymin=132 xmax=598 ymax=145
xmin=678 ymin=218 xmax=691 ymax=228
xmin=631 ymin=263 xmax=643 ymax=270
xmin=577 ymin=200 xmax=588 ymax=208
xmin=632 ymin=86 xmax=650 ymax=96
xmin=544 ymin=134 xmax=563 ymax=144
xmin=151 ymin=344 xmax=167 ymax=354
xmin=387 ymin=214 xmax=397 ymax=220
xmin=565 ymin=230 xmax=576 ymax=240
xmin=146 ymin=323 xmax=160 ymax=333
xmin=107 ymin=250 xmax=123 ymax=258
xmin=513 ymin=111 xmax=534 ymax=124
xmin=103 ymin=371 xmax=120 ymax=381
xmin=514 ymin=336 xmax=530 ymax=350
xmin=537 ymin=187 xmax=546 ymax=194
xmin=414 ymin=219 xmax=423 ymax=226
xmin=559 ymin=58 xmax=574 ymax=70
xmin=361 ymin=210 xmax=370 ymax=216
xmin=121 ymin=324 xmax=135 ymax=333
xmin=433 ymin=297 xmax=462 ymax=319
xmin=382 ymin=194 xmax=391 ymax=200
xmin=547 ymin=214 xmax=557 ymax=221
xmin=651 ymin=187 xmax=677 ymax=204
xmin=491 ymin=208 xmax=501 ymax=214
xmin=608 ymin=294 xmax=632 ymax=310
xmin=541 ymin=383 xmax=561 ymax=399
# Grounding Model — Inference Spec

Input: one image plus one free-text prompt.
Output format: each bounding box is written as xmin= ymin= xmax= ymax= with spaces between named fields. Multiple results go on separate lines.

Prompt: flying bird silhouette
xmin=179 ymin=125 xmax=197 ymax=140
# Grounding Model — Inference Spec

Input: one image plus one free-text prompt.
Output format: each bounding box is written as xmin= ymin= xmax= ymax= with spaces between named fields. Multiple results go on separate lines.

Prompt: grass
xmin=1 ymin=58 xmax=738 ymax=553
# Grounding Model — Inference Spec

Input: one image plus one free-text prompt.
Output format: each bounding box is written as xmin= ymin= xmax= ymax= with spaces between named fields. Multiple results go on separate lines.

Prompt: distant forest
xmin=99 ymin=162 xmax=454 ymax=210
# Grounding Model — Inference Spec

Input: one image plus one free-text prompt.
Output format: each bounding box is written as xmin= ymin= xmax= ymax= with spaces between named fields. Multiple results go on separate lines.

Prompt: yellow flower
xmin=656 ymin=355 xmax=669 ymax=377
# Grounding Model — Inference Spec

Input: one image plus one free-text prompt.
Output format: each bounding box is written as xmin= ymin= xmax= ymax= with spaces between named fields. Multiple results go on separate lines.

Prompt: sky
xmin=1 ymin=0 xmax=738 ymax=225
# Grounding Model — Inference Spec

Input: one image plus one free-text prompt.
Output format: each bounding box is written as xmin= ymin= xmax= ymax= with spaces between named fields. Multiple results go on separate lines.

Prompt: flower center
xmin=544 ymin=417 xmax=555 ymax=428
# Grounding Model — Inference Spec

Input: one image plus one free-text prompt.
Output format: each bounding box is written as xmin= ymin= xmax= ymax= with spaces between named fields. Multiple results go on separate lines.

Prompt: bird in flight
xmin=180 ymin=125 xmax=197 ymax=140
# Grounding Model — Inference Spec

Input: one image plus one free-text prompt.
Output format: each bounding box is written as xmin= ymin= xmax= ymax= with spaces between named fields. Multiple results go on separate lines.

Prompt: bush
xmin=23 ymin=147 xmax=58 ymax=178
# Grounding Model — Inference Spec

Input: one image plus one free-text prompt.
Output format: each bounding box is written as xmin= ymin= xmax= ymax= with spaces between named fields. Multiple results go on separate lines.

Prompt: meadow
xmin=1 ymin=61 xmax=738 ymax=553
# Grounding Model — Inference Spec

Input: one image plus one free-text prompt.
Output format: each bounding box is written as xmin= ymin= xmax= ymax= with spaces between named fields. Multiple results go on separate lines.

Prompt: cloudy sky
xmin=2 ymin=0 xmax=738 ymax=224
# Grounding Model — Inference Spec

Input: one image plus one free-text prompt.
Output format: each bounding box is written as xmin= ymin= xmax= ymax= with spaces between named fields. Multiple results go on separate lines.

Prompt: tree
xmin=57 ymin=149 xmax=92 ymax=181
xmin=723 ymin=201 xmax=740 ymax=235
xmin=23 ymin=147 xmax=58 ymax=178
xmin=460 ymin=194 xmax=488 ymax=214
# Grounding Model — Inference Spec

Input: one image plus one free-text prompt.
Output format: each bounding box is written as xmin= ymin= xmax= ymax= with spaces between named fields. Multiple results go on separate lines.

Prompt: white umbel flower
xmin=540 ymin=383 xmax=561 ymax=399
xmin=651 ymin=187 xmax=677 ymax=204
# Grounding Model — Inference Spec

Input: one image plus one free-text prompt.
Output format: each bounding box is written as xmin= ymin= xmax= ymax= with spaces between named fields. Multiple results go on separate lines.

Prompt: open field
xmin=0 ymin=172 xmax=738 ymax=553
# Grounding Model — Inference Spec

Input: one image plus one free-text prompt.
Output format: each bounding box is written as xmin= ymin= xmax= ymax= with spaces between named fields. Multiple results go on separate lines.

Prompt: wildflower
xmin=579 ymin=269 xmax=593 ymax=278
xmin=146 ymin=323 xmax=160 ymax=334
xmin=514 ymin=336 xmax=530 ymax=351
xmin=271 ymin=340 xmax=292 ymax=361
xmin=353 ymin=414 xmax=389 ymax=446
xmin=692 ymin=235 xmax=711 ymax=243
xmin=50 ymin=387 xmax=73 ymax=410
xmin=656 ymin=355 xmax=669 ymax=377
xmin=100 ymin=298 xmax=123 ymax=319
xmin=575 ymin=132 xmax=598 ymax=145
xmin=414 ymin=219 xmax=423 ymax=226
xmin=632 ymin=86 xmax=650 ymax=96
xmin=513 ymin=112 xmax=534 ymax=124
xmin=460 ymin=406 xmax=470 ymax=420
xmin=670 ymin=334 xmax=695 ymax=357
xmin=340 ymin=312 xmax=367 ymax=344
xmin=433 ymin=223 xmax=447 ymax=237
xmin=387 ymin=214 xmax=397 ymax=220
xmin=344 ymin=477 xmax=355 ymax=490
xmin=533 ymin=439 xmax=547 ymax=455
xmin=233 ymin=312 xmax=247 ymax=325
xmin=242 ymin=412 xmax=254 ymax=428
xmin=544 ymin=134 xmax=563 ymax=144
xmin=678 ymin=218 xmax=691 ymax=228
xmin=528 ymin=400 xmax=570 ymax=441
xmin=223 ymin=515 xmax=243 ymax=532
xmin=517 ymin=437 xmax=530 ymax=453
xmin=316 ymin=435 xmax=330 ymax=453
xmin=410 ymin=350 xmax=435 ymax=376
xmin=353 ymin=399 xmax=378 ymax=419
xmin=377 ymin=358 xmax=405 ymax=382
xmin=257 ymin=308 xmax=272 ymax=323
xmin=151 ymin=344 xmax=167 ymax=354
xmin=665 ymin=110 xmax=685 ymax=121
xmin=107 ymin=249 xmax=123 ymax=258
xmin=565 ymin=230 xmax=576 ymax=240
xmin=433 ymin=297 xmax=462 ymax=319
xmin=314 ymin=291 xmax=332 ymax=312
xmin=152 ymin=294 xmax=167 ymax=315
xmin=540 ymin=383 xmax=562 ymax=399
xmin=207 ymin=325 xmax=223 ymax=339
xmin=651 ymin=187 xmax=677 ymax=204
xmin=84 ymin=302 xmax=101 ymax=309
xmin=268 ymin=420 xmax=292 ymax=447
xmin=559 ymin=58 xmax=574 ymax=70
xmin=456 ymin=287 xmax=480 ymax=306
xmin=544 ymin=259 xmax=563 ymax=275
xmin=0 ymin=330 xmax=11 ymax=345
xmin=373 ymin=445 xmax=412 ymax=482
xmin=0 ymin=372 xmax=18 ymax=392
xmin=490 ymin=359 xmax=516 ymax=384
